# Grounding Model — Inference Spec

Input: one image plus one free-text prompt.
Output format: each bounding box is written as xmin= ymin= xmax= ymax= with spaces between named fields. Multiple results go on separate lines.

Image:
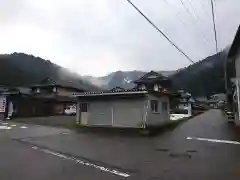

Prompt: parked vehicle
xmin=64 ymin=105 xmax=76 ymax=115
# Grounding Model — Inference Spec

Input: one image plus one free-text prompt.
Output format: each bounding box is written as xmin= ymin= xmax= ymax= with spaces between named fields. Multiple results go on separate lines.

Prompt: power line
xmin=200 ymin=0 xmax=211 ymax=18
xmin=210 ymin=0 xmax=218 ymax=53
xmin=185 ymin=0 xmax=202 ymax=21
xmin=125 ymin=0 xmax=195 ymax=64
xmin=162 ymin=0 xmax=210 ymax=55
xmin=186 ymin=0 xmax=212 ymax=40
xmin=179 ymin=0 xmax=210 ymax=44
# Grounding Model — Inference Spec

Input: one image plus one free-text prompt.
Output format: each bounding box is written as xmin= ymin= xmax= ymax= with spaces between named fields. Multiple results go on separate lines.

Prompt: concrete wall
xmin=84 ymin=98 xmax=146 ymax=128
xmin=77 ymin=94 xmax=170 ymax=128
xmin=13 ymin=116 xmax=76 ymax=128
xmin=146 ymin=94 xmax=170 ymax=126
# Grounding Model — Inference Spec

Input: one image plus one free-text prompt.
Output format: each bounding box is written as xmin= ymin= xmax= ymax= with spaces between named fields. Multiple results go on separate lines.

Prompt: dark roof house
xmin=134 ymin=71 xmax=172 ymax=92
xmin=31 ymin=77 xmax=103 ymax=92
xmin=134 ymin=71 xmax=169 ymax=84
xmin=0 ymin=86 xmax=31 ymax=95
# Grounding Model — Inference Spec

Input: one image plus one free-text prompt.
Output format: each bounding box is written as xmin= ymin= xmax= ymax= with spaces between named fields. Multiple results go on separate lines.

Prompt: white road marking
xmin=2 ymin=122 xmax=8 ymax=125
xmin=31 ymin=146 xmax=130 ymax=178
xmin=0 ymin=126 xmax=12 ymax=130
xmin=186 ymin=137 xmax=240 ymax=145
xmin=20 ymin=126 xmax=28 ymax=129
xmin=11 ymin=124 xmax=16 ymax=127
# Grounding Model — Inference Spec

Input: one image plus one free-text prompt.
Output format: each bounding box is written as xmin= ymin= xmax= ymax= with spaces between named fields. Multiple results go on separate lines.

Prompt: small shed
xmin=75 ymin=90 xmax=170 ymax=128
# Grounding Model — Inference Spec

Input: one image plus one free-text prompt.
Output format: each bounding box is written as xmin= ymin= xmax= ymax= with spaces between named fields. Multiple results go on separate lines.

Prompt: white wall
xmin=77 ymin=98 xmax=146 ymax=128
xmin=146 ymin=94 xmax=170 ymax=126
xmin=112 ymin=99 xmax=146 ymax=127
xmin=76 ymin=94 xmax=170 ymax=128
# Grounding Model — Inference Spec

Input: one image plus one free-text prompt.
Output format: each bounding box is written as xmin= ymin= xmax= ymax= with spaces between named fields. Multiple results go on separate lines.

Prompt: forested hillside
xmin=0 ymin=53 xmax=101 ymax=91
xmin=170 ymin=51 xmax=226 ymax=96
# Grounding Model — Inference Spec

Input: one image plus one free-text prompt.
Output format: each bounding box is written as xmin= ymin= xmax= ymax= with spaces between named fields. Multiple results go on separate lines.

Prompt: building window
xmin=36 ymin=88 xmax=40 ymax=93
xmin=80 ymin=103 xmax=88 ymax=112
xmin=154 ymin=84 xmax=159 ymax=91
xmin=139 ymin=84 xmax=146 ymax=90
xmin=53 ymin=87 xmax=58 ymax=92
xmin=151 ymin=100 xmax=158 ymax=112
xmin=162 ymin=102 xmax=168 ymax=111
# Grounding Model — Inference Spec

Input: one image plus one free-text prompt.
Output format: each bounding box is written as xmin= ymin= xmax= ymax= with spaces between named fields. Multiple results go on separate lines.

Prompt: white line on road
xmin=31 ymin=146 xmax=130 ymax=178
xmin=186 ymin=137 xmax=240 ymax=145
xmin=0 ymin=126 xmax=12 ymax=130
xmin=20 ymin=126 xmax=28 ymax=129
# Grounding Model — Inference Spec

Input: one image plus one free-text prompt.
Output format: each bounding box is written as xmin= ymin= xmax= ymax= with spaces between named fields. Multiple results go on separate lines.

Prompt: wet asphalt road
xmin=1 ymin=109 xmax=240 ymax=180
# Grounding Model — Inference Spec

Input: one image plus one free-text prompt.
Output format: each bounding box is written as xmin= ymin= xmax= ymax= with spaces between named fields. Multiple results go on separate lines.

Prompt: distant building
xmin=109 ymin=87 xmax=125 ymax=92
xmin=133 ymin=71 xmax=171 ymax=92
xmin=178 ymin=91 xmax=193 ymax=115
xmin=207 ymin=93 xmax=226 ymax=109
xmin=0 ymin=86 xmax=31 ymax=119
xmin=27 ymin=77 xmax=82 ymax=116
xmin=0 ymin=77 xmax=94 ymax=119
xmin=209 ymin=93 xmax=226 ymax=102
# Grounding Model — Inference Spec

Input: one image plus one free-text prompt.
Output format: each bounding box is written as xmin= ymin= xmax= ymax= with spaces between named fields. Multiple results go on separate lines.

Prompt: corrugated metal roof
xmin=73 ymin=88 xmax=172 ymax=97
xmin=74 ymin=90 xmax=148 ymax=97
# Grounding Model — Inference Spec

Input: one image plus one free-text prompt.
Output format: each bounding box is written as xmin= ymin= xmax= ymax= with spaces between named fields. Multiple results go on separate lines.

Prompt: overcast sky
xmin=0 ymin=0 xmax=239 ymax=76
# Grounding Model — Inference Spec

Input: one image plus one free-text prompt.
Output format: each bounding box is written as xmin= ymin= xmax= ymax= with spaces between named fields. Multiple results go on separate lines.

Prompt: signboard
xmin=0 ymin=96 xmax=6 ymax=113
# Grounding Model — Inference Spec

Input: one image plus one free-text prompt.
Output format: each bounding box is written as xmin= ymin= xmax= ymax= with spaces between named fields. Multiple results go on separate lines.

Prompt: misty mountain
xmin=0 ymin=53 xmax=101 ymax=91
xmin=84 ymin=51 xmax=227 ymax=96
xmin=0 ymin=51 xmax=227 ymax=97
xmin=83 ymin=70 xmax=175 ymax=89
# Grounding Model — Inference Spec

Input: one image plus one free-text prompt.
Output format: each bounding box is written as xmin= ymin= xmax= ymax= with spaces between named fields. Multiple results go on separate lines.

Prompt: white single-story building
xmin=75 ymin=90 xmax=171 ymax=128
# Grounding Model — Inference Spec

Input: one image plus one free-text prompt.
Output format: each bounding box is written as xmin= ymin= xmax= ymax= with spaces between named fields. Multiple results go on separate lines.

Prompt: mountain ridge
xmin=0 ymin=51 xmax=227 ymax=96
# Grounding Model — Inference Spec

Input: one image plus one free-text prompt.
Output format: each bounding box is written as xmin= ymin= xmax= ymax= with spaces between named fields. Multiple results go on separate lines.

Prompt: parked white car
xmin=64 ymin=106 xmax=76 ymax=115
